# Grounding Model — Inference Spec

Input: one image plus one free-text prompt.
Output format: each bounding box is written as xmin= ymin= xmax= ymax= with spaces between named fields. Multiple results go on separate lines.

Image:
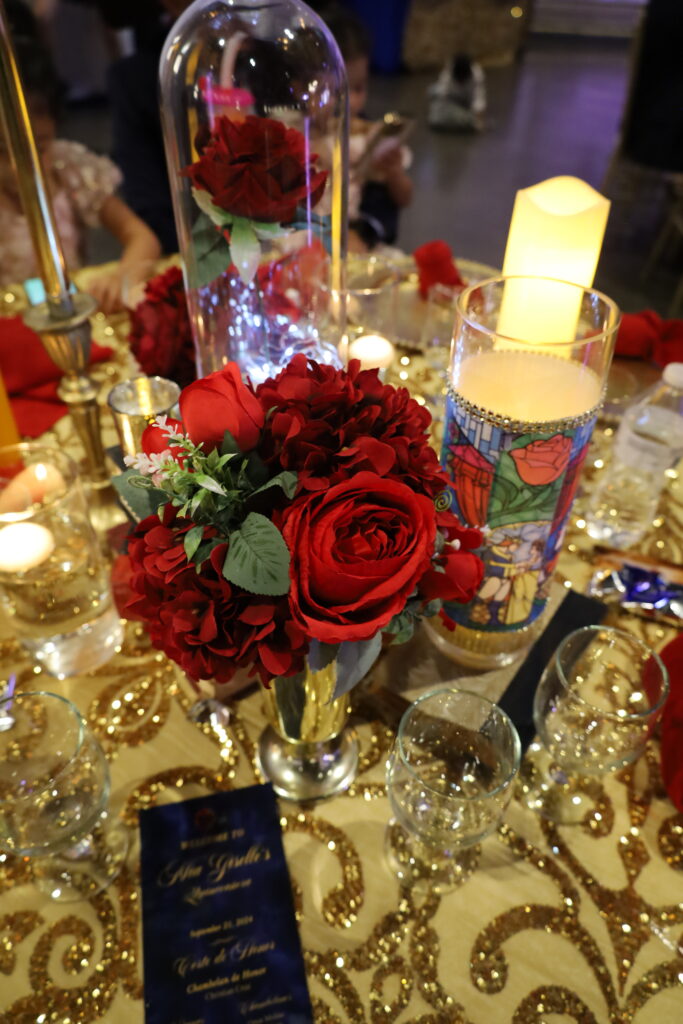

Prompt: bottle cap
xmin=663 ymin=363 xmax=683 ymax=390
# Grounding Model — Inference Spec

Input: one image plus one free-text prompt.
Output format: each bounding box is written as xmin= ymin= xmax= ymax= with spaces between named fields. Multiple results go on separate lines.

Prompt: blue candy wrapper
xmin=589 ymin=551 xmax=683 ymax=625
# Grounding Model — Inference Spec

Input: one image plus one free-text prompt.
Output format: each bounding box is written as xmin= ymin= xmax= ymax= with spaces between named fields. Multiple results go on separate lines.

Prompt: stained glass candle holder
xmin=430 ymin=276 xmax=619 ymax=669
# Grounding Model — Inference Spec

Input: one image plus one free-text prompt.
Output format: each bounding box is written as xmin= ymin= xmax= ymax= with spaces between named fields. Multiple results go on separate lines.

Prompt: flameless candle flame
xmin=0 ymin=522 xmax=55 ymax=572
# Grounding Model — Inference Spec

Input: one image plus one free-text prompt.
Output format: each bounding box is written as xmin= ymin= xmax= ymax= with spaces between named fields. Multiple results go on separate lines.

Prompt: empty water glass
xmin=386 ymin=688 xmax=521 ymax=892
xmin=0 ymin=690 xmax=128 ymax=901
xmin=519 ymin=626 xmax=669 ymax=824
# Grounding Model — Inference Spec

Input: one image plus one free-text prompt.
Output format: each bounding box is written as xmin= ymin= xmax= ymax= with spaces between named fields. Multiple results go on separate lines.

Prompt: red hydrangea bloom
xmin=128 ymin=266 xmax=196 ymax=388
xmin=255 ymin=355 xmax=449 ymax=499
xmin=125 ymin=505 xmax=307 ymax=685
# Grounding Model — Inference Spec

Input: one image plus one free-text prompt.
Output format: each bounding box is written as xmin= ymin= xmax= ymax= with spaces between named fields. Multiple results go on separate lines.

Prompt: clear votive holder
xmin=0 ymin=443 xmax=124 ymax=678
xmin=337 ymin=254 xmax=400 ymax=376
xmin=107 ymin=375 xmax=181 ymax=459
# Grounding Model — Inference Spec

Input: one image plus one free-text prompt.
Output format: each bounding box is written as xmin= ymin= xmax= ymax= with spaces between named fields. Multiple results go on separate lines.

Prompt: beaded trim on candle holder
xmin=445 ymin=381 xmax=605 ymax=434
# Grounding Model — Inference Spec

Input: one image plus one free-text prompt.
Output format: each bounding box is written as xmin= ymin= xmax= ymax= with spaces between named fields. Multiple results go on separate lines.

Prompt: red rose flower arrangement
xmin=116 ymin=356 xmax=483 ymax=696
xmin=181 ymin=114 xmax=328 ymax=288
xmin=128 ymin=266 xmax=196 ymax=388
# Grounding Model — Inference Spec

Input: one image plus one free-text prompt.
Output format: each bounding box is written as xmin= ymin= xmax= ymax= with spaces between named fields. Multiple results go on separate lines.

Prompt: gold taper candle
xmin=0 ymin=1 xmax=73 ymax=318
xmin=0 ymin=0 xmax=108 ymax=484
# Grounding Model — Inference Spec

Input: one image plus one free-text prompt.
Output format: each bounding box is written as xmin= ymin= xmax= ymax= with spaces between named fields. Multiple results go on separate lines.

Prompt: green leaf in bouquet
xmin=222 ymin=512 xmax=290 ymax=596
xmin=111 ymin=470 xmax=168 ymax=524
xmin=220 ymin=429 xmax=242 ymax=456
xmin=251 ymin=470 xmax=298 ymax=500
xmin=190 ymin=214 xmax=232 ymax=289
xmin=229 ymin=217 xmax=261 ymax=283
xmin=383 ymin=609 xmax=416 ymax=646
xmin=272 ymin=671 xmax=307 ymax=737
xmin=307 ymin=639 xmax=340 ymax=673
xmin=332 ymin=633 xmax=382 ymax=700
xmin=183 ymin=524 xmax=204 ymax=562
xmin=193 ymin=473 xmax=227 ymax=497
xmin=194 ymin=537 xmax=224 ymax=571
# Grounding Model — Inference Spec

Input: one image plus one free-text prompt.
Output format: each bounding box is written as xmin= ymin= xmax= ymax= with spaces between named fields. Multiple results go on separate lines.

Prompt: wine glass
xmin=519 ymin=626 xmax=669 ymax=824
xmin=385 ymin=688 xmax=521 ymax=892
xmin=0 ymin=691 xmax=128 ymax=901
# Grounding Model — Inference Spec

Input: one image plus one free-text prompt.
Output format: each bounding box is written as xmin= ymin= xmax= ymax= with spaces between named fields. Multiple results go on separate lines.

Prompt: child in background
xmin=319 ymin=3 xmax=413 ymax=251
xmin=0 ymin=35 xmax=161 ymax=312
xmin=428 ymin=53 xmax=487 ymax=133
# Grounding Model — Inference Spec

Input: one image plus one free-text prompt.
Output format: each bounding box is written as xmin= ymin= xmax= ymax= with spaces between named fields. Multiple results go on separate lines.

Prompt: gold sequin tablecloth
xmin=1 ymin=288 xmax=683 ymax=1023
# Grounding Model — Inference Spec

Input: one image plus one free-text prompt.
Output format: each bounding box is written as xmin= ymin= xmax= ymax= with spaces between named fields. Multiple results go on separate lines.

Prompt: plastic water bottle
xmin=586 ymin=362 xmax=683 ymax=548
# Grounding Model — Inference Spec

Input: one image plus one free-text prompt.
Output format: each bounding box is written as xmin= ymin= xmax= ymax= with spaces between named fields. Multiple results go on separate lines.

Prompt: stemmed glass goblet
xmin=519 ymin=626 xmax=669 ymax=824
xmin=0 ymin=690 xmax=128 ymax=901
xmin=385 ymin=688 xmax=521 ymax=892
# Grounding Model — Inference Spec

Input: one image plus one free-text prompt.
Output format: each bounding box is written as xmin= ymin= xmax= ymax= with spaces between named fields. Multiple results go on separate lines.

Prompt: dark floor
xmin=68 ymin=34 xmax=682 ymax=317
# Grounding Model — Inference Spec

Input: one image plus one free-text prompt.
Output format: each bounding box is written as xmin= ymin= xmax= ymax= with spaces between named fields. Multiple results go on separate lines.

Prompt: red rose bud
xmin=413 ymin=240 xmax=465 ymax=300
xmin=418 ymin=545 xmax=484 ymax=605
xmin=180 ymin=363 xmax=264 ymax=453
xmin=282 ymin=471 xmax=437 ymax=643
xmin=181 ymin=114 xmax=327 ymax=224
xmin=141 ymin=418 xmax=184 ymax=458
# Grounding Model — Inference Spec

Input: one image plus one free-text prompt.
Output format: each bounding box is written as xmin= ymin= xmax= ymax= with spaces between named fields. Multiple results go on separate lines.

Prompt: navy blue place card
xmin=139 ymin=784 xmax=313 ymax=1024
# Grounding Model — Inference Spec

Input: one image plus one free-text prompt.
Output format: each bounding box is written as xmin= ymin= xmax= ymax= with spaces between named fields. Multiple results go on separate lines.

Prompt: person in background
xmin=428 ymin=53 xmax=486 ymax=133
xmin=0 ymin=33 xmax=161 ymax=311
xmin=318 ymin=2 xmax=413 ymax=251
xmin=107 ymin=0 xmax=191 ymax=253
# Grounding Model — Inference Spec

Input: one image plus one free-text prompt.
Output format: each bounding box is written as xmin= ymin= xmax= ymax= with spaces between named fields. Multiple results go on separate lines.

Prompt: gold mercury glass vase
xmin=257 ymin=660 xmax=359 ymax=802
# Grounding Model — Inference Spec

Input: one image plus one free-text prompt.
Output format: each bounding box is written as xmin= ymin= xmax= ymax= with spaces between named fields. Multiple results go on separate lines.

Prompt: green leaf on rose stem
xmin=229 ymin=217 xmax=261 ymax=283
xmin=222 ymin=512 xmax=290 ymax=596
xmin=251 ymin=470 xmax=298 ymax=500
xmin=190 ymin=214 xmax=232 ymax=289
xmin=193 ymin=473 xmax=227 ymax=497
xmin=220 ymin=430 xmax=242 ymax=456
xmin=111 ymin=470 xmax=168 ymax=524
xmin=191 ymin=187 xmax=234 ymax=228
xmin=183 ymin=524 xmax=204 ymax=562
xmin=332 ymin=633 xmax=382 ymax=701
xmin=422 ymin=599 xmax=442 ymax=619
xmin=385 ymin=611 xmax=415 ymax=647
xmin=252 ymin=221 xmax=291 ymax=241
xmin=272 ymin=672 xmax=307 ymax=737
xmin=307 ymin=640 xmax=340 ymax=673
xmin=194 ymin=537 xmax=224 ymax=571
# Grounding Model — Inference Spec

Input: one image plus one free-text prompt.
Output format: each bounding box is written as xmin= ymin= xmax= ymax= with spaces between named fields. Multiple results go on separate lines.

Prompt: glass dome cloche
xmin=159 ymin=0 xmax=348 ymax=383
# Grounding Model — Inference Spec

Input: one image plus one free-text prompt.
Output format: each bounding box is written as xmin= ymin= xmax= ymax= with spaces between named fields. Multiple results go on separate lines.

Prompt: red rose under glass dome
xmin=159 ymin=0 xmax=348 ymax=384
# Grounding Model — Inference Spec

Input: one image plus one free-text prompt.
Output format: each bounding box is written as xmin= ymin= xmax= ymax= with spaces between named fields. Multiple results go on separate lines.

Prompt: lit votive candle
xmin=0 ymin=462 xmax=66 ymax=516
xmin=0 ymin=522 xmax=55 ymax=572
xmin=347 ymin=334 xmax=396 ymax=371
